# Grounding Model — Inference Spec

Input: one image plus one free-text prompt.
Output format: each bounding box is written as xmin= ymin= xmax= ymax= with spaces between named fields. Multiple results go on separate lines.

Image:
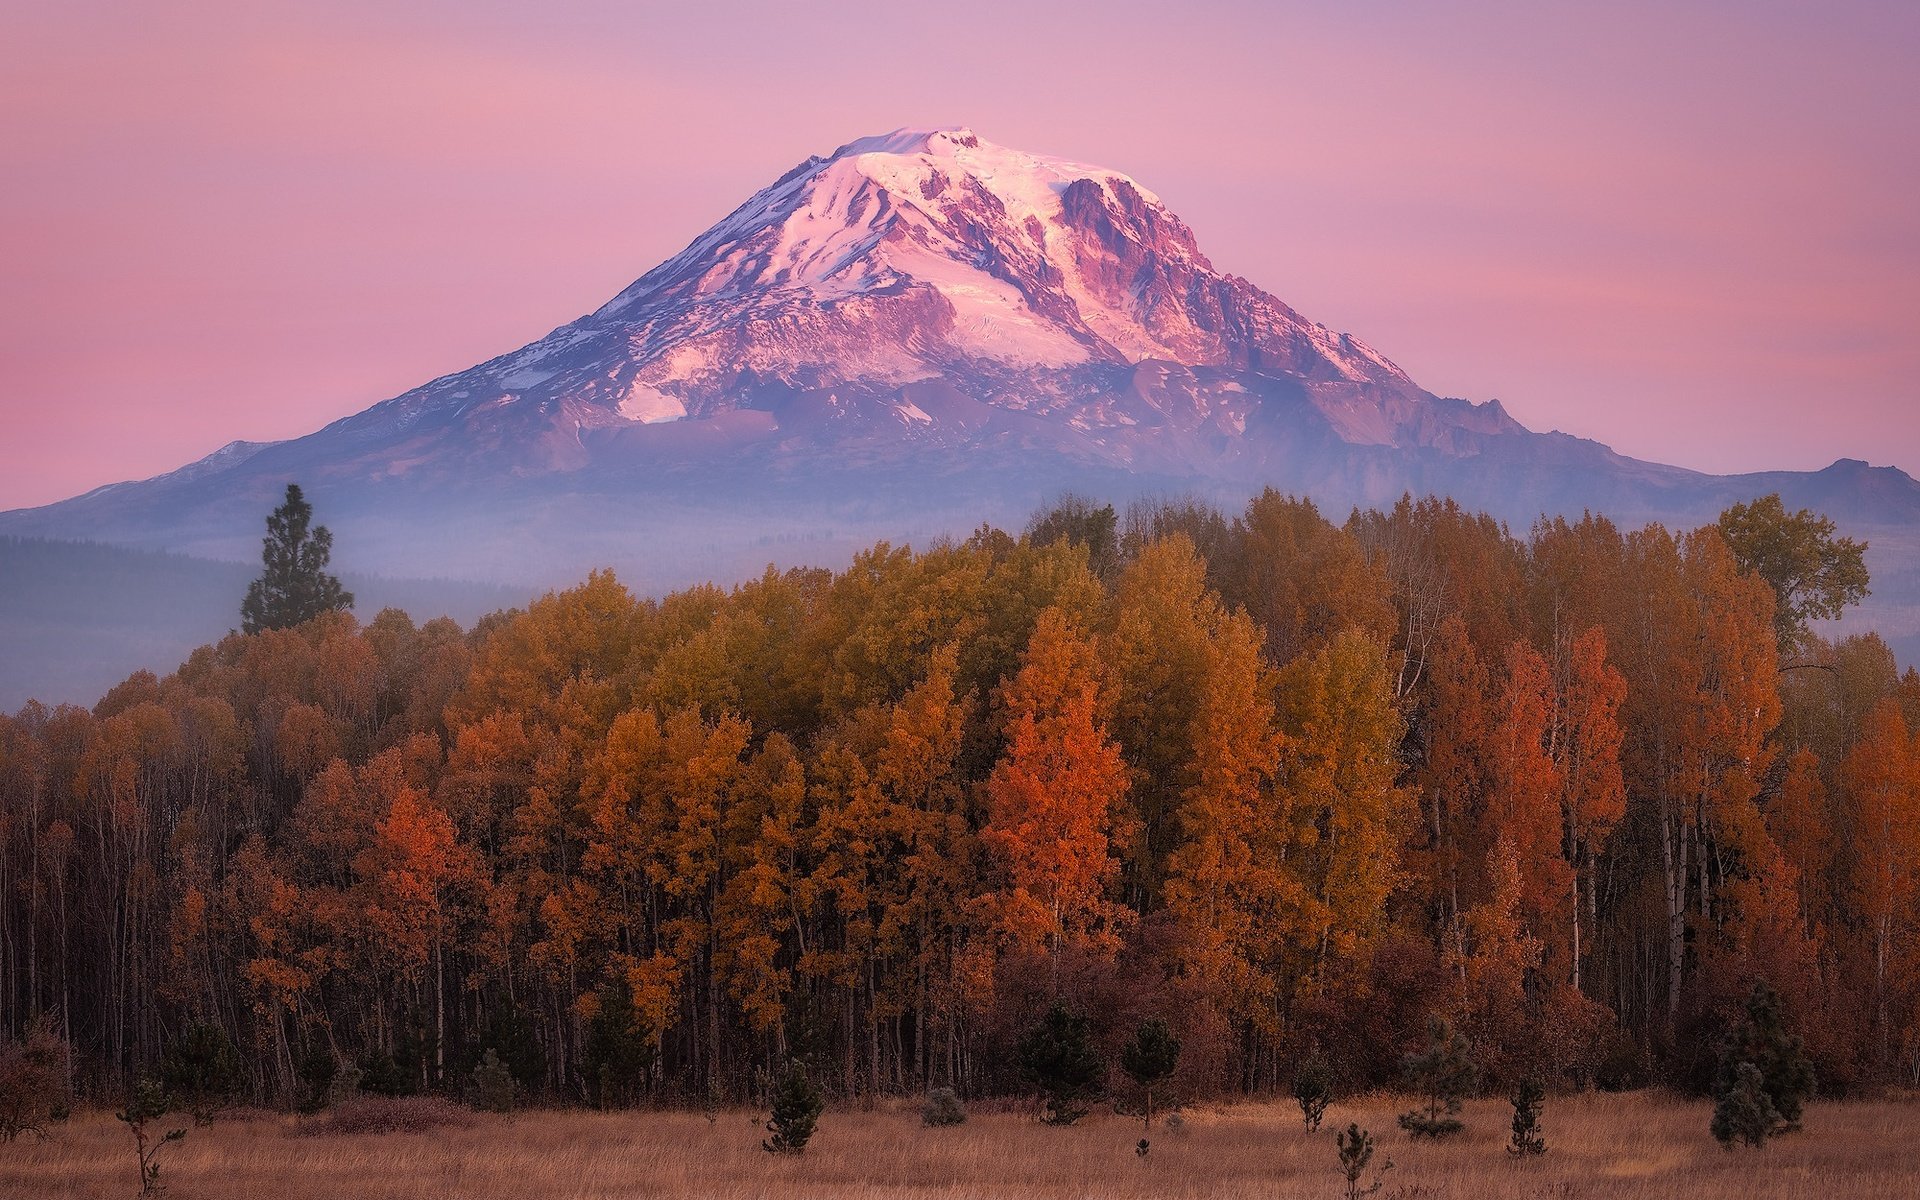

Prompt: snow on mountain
xmin=2 ymin=126 xmax=1915 ymax=600
xmin=283 ymin=124 xmax=1445 ymax=483
xmin=593 ymin=125 xmax=1415 ymax=391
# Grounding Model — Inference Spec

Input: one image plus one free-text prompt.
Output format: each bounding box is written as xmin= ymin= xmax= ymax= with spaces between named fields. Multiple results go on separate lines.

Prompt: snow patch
xmin=500 ymin=367 xmax=554 ymax=390
xmin=618 ymin=382 xmax=686 ymax=424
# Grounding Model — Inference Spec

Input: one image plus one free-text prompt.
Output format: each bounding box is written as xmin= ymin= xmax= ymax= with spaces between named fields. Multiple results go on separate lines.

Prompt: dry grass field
xmin=4 ymin=1090 xmax=1916 ymax=1200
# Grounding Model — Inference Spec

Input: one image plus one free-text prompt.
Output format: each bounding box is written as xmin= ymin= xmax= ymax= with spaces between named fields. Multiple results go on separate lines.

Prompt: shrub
xmin=0 ymin=1019 xmax=70 ymax=1142
xmin=922 ymin=1086 xmax=967 ymax=1127
xmin=471 ymin=1049 xmax=517 ymax=1114
xmin=116 ymin=1077 xmax=186 ymax=1197
xmin=1713 ymin=1062 xmax=1782 ymax=1149
xmin=1334 ymin=1122 xmax=1392 ymax=1200
xmin=160 ymin=1023 xmax=245 ymax=1125
xmin=763 ymin=1061 xmax=823 ymax=1154
xmin=299 ymin=1095 xmax=477 ymax=1137
xmin=1292 ymin=1053 xmax=1335 ymax=1133
xmin=1397 ymin=1016 xmax=1477 ymax=1140
xmin=1507 ymin=1078 xmax=1546 ymax=1156
xmin=1119 ymin=1018 xmax=1181 ymax=1143
xmin=1016 ymin=1003 xmax=1104 ymax=1126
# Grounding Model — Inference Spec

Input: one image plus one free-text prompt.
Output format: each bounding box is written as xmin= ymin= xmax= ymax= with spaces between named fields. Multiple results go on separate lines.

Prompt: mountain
xmin=3 ymin=126 xmax=1917 ymax=694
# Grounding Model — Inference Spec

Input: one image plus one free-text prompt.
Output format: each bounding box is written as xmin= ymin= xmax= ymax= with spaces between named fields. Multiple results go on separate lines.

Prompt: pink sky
xmin=2 ymin=1 xmax=1916 ymax=511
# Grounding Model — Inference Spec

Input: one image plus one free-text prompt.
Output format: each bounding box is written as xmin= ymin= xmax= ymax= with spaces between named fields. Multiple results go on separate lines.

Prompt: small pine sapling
xmin=116 ymin=1077 xmax=186 ymax=1197
xmin=1398 ymin=1016 xmax=1477 ymax=1140
xmin=1293 ymin=1053 xmax=1335 ymax=1132
xmin=1334 ymin=1122 xmax=1392 ymax=1200
xmin=1507 ymin=1078 xmax=1546 ymax=1156
xmin=762 ymin=1061 xmax=823 ymax=1154
xmin=1119 ymin=1017 xmax=1181 ymax=1149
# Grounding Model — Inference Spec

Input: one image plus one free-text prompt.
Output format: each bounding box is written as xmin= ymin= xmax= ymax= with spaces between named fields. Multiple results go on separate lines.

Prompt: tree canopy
xmin=1716 ymin=493 xmax=1869 ymax=652
xmin=2 ymin=490 xmax=1909 ymax=1116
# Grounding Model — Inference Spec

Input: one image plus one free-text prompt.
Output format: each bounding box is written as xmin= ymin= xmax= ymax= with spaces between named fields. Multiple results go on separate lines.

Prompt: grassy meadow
xmin=5 ymin=1090 xmax=1916 ymax=1199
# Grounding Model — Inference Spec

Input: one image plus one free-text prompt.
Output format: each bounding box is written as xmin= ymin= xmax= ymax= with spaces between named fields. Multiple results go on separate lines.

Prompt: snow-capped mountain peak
xmin=585 ymin=125 xmax=1210 ymax=375
xmin=386 ymin=126 xmax=1409 ymax=444
xmin=78 ymin=127 xmax=1506 ymax=496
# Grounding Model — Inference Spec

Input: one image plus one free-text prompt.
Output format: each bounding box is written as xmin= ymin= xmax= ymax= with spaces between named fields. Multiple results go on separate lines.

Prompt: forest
xmin=1 ymin=489 xmax=1915 ymax=1115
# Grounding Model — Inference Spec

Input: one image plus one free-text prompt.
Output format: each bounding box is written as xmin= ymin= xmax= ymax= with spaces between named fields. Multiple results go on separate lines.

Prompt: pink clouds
xmin=2 ymin=1 xmax=1915 ymax=509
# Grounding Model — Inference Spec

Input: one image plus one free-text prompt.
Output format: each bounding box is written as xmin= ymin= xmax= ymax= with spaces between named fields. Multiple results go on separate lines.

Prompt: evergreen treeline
xmin=2 ymin=491 xmax=1915 ymax=1108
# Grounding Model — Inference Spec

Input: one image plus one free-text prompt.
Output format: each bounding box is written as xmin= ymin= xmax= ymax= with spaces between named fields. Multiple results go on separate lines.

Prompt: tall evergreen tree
xmin=1711 ymin=980 xmax=1815 ymax=1143
xmin=241 ymin=483 xmax=353 ymax=633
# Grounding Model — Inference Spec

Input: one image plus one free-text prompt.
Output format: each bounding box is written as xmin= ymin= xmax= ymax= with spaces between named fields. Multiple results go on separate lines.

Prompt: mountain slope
xmin=3 ymin=126 xmax=1916 ymax=611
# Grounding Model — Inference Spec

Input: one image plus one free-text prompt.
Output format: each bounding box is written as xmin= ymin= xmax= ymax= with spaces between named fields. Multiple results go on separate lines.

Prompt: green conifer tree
xmin=241 ymin=483 xmax=352 ymax=633
xmin=1016 ymin=1004 xmax=1104 ymax=1126
xmin=471 ymin=1049 xmax=517 ymax=1113
xmin=1292 ymin=1053 xmax=1335 ymax=1132
xmin=159 ymin=1024 xmax=243 ymax=1126
xmin=1714 ymin=981 xmax=1816 ymax=1129
xmin=1711 ymin=981 xmax=1814 ymax=1147
xmin=762 ymin=1061 xmax=823 ymax=1154
xmin=1335 ymin=1122 xmax=1392 ymax=1200
xmin=1712 ymin=1062 xmax=1783 ymax=1148
xmin=1119 ymin=1018 xmax=1181 ymax=1146
xmin=1397 ymin=1017 xmax=1477 ymax=1140
xmin=1507 ymin=1078 xmax=1546 ymax=1156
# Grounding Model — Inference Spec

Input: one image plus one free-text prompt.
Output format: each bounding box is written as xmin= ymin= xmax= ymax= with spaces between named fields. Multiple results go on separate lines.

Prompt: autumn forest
xmin=3 ymin=489 xmax=1916 ymax=1115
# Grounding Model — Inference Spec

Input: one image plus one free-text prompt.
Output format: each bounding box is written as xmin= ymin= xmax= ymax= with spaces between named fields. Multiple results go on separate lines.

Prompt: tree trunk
xmin=1661 ymin=800 xmax=1689 ymax=1032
